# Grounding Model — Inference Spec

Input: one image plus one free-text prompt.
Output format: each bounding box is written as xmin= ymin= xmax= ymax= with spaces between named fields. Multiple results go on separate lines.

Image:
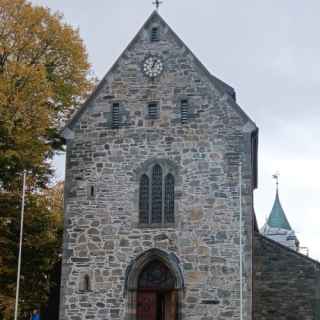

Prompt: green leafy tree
xmin=0 ymin=182 xmax=64 ymax=319
xmin=0 ymin=0 xmax=94 ymax=318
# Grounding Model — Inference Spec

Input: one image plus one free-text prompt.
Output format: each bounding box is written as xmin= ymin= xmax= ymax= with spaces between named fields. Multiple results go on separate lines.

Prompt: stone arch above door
xmin=124 ymin=249 xmax=184 ymax=320
xmin=125 ymin=248 xmax=184 ymax=292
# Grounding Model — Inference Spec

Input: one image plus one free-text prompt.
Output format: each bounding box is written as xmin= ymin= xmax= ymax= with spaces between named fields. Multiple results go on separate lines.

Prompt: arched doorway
xmin=137 ymin=260 xmax=177 ymax=320
xmin=125 ymin=249 xmax=183 ymax=320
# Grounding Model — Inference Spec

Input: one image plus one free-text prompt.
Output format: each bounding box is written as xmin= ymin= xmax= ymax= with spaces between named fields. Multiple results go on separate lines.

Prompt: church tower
xmin=261 ymin=177 xmax=299 ymax=251
xmin=59 ymin=10 xmax=258 ymax=320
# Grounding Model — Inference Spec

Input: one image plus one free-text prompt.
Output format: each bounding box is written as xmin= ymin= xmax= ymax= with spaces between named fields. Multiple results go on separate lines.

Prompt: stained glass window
xmin=151 ymin=165 xmax=163 ymax=224
xmin=139 ymin=174 xmax=149 ymax=224
xmin=164 ymin=174 xmax=175 ymax=223
xmin=138 ymin=260 xmax=175 ymax=289
xmin=139 ymin=163 xmax=175 ymax=226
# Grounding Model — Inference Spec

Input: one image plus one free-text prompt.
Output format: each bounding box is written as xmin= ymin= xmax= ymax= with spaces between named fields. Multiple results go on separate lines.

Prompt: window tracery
xmin=138 ymin=260 xmax=175 ymax=289
xmin=139 ymin=163 xmax=175 ymax=225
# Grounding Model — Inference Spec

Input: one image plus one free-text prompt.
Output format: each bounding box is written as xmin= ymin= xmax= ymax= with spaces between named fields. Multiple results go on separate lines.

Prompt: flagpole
xmin=14 ymin=170 xmax=27 ymax=320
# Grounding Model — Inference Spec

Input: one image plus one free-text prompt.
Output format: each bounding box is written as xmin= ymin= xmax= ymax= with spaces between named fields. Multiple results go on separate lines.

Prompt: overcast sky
xmin=31 ymin=0 xmax=320 ymax=261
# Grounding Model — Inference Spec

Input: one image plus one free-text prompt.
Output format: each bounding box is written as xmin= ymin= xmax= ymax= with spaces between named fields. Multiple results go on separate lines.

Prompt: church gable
xmin=63 ymin=11 xmax=255 ymax=137
xmin=60 ymin=10 xmax=257 ymax=320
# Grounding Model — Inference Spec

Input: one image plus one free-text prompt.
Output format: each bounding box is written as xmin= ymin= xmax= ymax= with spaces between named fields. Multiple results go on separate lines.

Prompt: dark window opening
xmin=148 ymin=103 xmax=159 ymax=119
xmin=139 ymin=164 xmax=175 ymax=225
xmin=90 ymin=185 xmax=95 ymax=198
xmin=151 ymin=27 xmax=160 ymax=42
xmin=180 ymin=99 xmax=189 ymax=124
xmin=84 ymin=274 xmax=90 ymax=291
xmin=112 ymin=103 xmax=120 ymax=129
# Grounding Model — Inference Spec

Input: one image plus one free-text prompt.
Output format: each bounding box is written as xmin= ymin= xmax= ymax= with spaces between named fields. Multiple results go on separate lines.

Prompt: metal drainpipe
xmin=239 ymin=162 xmax=243 ymax=320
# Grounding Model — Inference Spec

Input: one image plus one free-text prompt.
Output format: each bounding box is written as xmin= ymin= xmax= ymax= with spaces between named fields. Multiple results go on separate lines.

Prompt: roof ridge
xmin=256 ymin=232 xmax=320 ymax=267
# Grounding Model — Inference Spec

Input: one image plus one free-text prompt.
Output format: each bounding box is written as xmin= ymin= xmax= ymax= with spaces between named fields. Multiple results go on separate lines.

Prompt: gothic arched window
xmin=139 ymin=163 xmax=175 ymax=225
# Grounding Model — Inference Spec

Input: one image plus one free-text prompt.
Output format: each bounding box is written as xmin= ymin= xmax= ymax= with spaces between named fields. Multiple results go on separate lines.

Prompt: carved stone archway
xmin=124 ymin=249 xmax=184 ymax=320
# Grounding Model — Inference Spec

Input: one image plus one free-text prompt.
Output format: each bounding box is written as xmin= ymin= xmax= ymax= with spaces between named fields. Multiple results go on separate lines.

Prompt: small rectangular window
xmin=180 ymin=99 xmax=189 ymax=124
xmin=148 ymin=102 xmax=159 ymax=119
xmin=151 ymin=27 xmax=159 ymax=42
xmin=112 ymin=103 xmax=120 ymax=129
xmin=88 ymin=185 xmax=95 ymax=199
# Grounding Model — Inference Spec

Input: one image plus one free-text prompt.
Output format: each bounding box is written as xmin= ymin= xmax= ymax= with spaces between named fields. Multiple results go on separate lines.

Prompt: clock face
xmin=143 ymin=57 xmax=163 ymax=78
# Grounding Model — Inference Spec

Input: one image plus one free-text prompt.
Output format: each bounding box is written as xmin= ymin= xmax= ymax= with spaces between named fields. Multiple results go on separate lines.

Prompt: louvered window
xmin=181 ymin=99 xmax=189 ymax=124
xmin=139 ymin=163 xmax=175 ymax=225
xmin=151 ymin=165 xmax=163 ymax=223
xmin=112 ymin=103 xmax=120 ymax=129
xmin=151 ymin=27 xmax=160 ymax=42
xmin=164 ymin=174 xmax=175 ymax=223
xmin=148 ymin=102 xmax=159 ymax=119
xmin=139 ymin=174 xmax=150 ymax=224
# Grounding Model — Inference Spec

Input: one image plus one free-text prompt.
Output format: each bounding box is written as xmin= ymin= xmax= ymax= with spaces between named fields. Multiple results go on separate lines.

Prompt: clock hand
xmin=152 ymin=60 xmax=157 ymax=69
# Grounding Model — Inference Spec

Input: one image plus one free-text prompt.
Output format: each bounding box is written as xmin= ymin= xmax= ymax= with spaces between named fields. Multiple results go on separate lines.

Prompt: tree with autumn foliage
xmin=0 ymin=0 xmax=94 ymax=318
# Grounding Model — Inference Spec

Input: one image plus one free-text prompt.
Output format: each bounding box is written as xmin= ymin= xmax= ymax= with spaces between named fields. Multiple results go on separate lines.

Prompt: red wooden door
xmin=137 ymin=291 xmax=157 ymax=320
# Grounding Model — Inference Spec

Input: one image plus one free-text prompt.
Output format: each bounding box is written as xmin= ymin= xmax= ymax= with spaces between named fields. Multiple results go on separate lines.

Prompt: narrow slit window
xmin=181 ymin=99 xmax=189 ymax=124
xmin=89 ymin=185 xmax=95 ymax=199
xmin=151 ymin=27 xmax=160 ymax=42
xmin=90 ymin=186 xmax=95 ymax=197
xmin=112 ymin=103 xmax=120 ymax=129
xmin=148 ymin=103 xmax=159 ymax=120
xmin=84 ymin=274 xmax=90 ymax=291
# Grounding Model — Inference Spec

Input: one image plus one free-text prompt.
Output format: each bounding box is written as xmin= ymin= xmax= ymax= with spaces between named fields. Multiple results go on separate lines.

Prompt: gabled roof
xmin=63 ymin=10 xmax=256 ymax=134
xmin=255 ymin=232 xmax=320 ymax=266
xmin=266 ymin=190 xmax=292 ymax=230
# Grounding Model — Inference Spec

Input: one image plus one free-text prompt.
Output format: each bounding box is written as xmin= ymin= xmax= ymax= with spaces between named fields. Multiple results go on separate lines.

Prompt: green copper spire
xmin=267 ymin=174 xmax=292 ymax=230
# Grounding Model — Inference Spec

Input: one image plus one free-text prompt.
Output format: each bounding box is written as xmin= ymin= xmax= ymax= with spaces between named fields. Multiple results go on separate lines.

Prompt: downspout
xmin=239 ymin=161 xmax=243 ymax=320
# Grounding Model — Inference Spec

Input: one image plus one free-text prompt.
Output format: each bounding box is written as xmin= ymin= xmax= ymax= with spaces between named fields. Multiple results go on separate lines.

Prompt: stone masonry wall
xmin=59 ymin=13 xmax=256 ymax=320
xmin=253 ymin=233 xmax=320 ymax=320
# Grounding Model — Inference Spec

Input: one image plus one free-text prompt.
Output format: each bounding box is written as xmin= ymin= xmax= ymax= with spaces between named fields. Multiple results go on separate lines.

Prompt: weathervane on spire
xmin=153 ymin=0 xmax=163 ymax=10
xmin=272 ymin=171 xmax=280 ymax=190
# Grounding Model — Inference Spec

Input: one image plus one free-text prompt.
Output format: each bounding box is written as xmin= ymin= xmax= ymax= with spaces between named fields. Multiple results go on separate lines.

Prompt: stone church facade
xmin=59 ymin=11 xmax=320 ymax=320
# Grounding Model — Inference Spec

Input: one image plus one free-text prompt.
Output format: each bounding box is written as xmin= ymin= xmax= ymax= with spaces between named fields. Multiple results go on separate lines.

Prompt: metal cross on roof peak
xmin=153 ymin=0 xmax=163 ymax=10
xmin=272 ymin=172 xmax=280 ymax=190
